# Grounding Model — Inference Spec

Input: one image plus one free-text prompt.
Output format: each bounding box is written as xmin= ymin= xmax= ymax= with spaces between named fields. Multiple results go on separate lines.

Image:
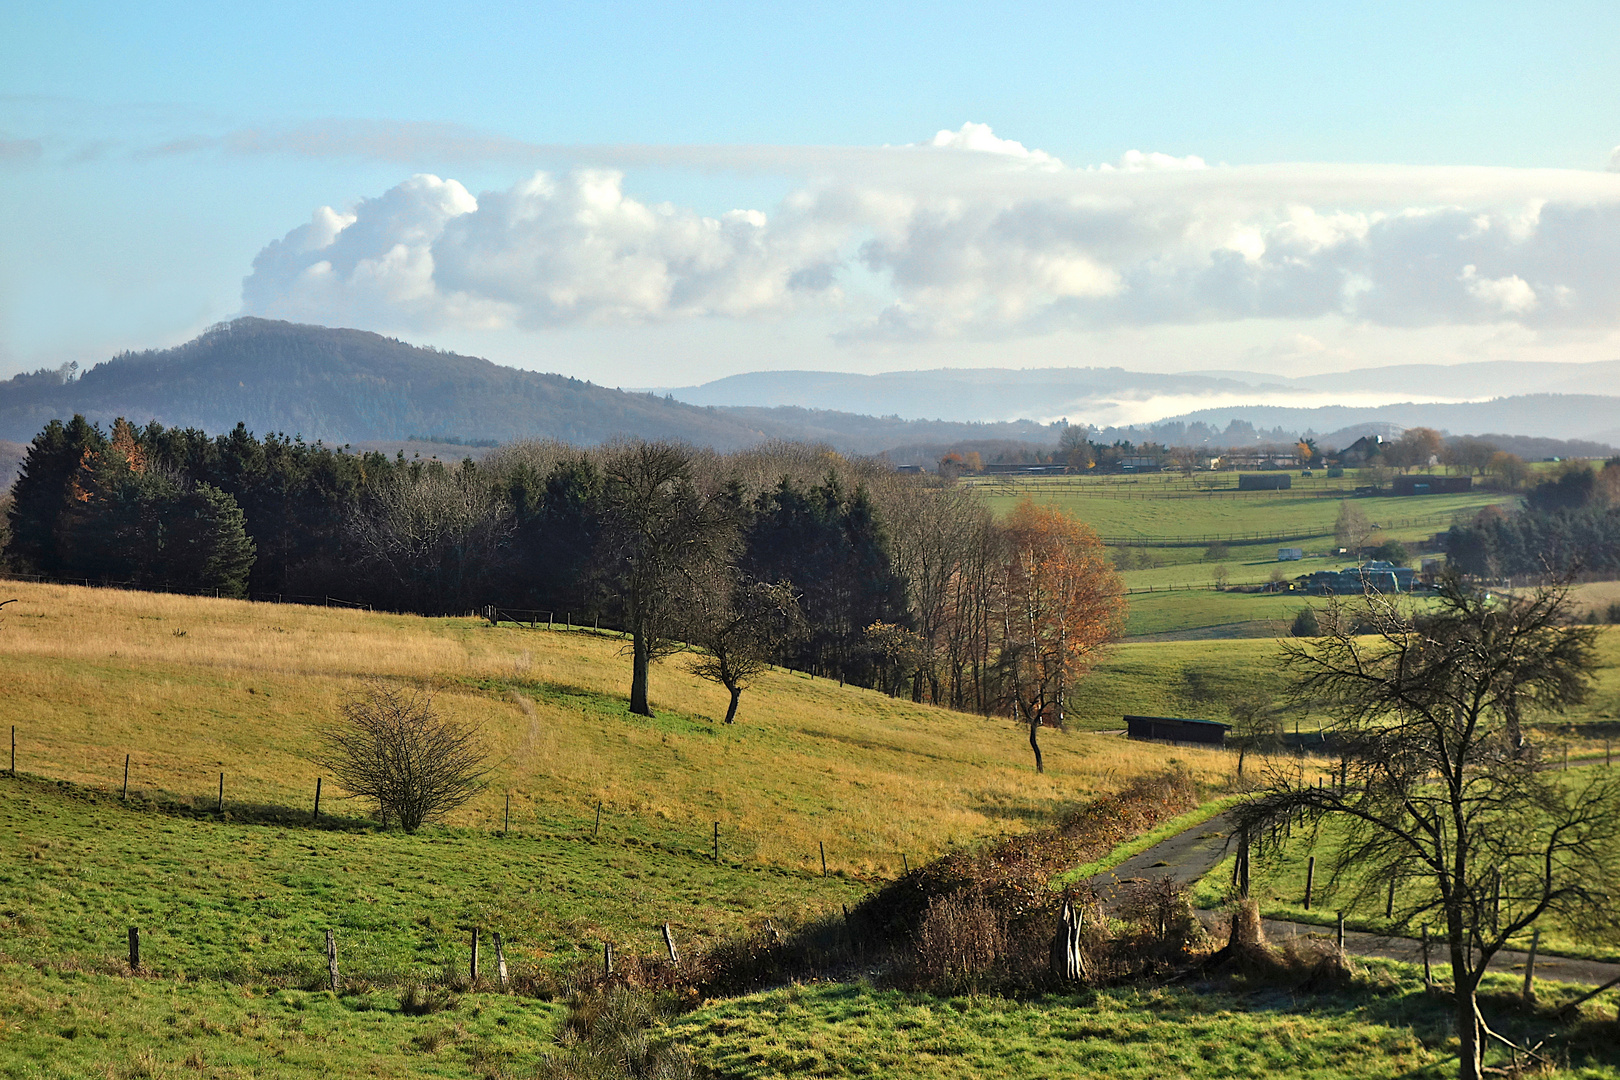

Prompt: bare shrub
xmin=1118 ymin=875 xmax=1208 ymax=960
xmin=311 ymin=680 xmax=490 ymax=832
xmin=908 ymin=893 xmax=1009 ymax=991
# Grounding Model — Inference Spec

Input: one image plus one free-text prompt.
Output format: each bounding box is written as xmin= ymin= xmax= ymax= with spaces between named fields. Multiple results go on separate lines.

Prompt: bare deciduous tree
xmin=688 ymin=574 xmax=804 ymax=723
xmin=597 ymin=441 xmax=738 ymax=717
xmin=1234 ymin=580 xmax=1620 ymax=1080
xmin=1333 ymin=500 xmax=1373 ymax=554
xmin=349 ymin=460 xmax=511 ymax=613
xmin=312 ymin=681 xmax=491 ymax=832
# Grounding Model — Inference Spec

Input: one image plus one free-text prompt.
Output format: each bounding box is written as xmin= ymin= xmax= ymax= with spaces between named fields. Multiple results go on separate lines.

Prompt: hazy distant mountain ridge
xmin=0 ymin=319 xmax=1060 ymax=452
xmin=659 ymin=362 xmax=1620 ymax=443
xmin=657 ymin=367 xmax=1289 ymax=423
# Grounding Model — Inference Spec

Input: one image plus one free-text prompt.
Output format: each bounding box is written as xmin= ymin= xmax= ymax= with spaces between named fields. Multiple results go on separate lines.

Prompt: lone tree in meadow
xmin=995 ymin=499 xmax=1125 ymax=773
xmin=688 ymin=574 xmax=804 ymax=723
xmin=312 ymin=681 xmax=490 ymax=832
xmin=1234 ymin=579 xmax=1620 ymax=1080
xmin=596 ymin=441 xmax=737 ymax=717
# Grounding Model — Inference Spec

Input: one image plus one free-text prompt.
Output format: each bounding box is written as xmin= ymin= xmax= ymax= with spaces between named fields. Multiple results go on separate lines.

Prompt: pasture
xmin=3 ymin=582 xmax=1619 ymax=1077
xmin=0 ymin=580 xmax=1242 ymax=878
xmin=963 ymin=471 xmax=1520 ymax=638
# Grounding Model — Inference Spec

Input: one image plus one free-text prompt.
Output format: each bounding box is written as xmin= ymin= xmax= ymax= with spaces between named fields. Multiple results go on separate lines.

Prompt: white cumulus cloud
xmin=241 ymin=123 xmax=1620 ymax=342
xmin=925 ymin=122 xmax=1061 ymax=168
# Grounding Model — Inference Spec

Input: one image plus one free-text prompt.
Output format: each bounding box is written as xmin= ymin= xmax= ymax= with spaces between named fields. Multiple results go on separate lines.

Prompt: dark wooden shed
xmin=1392 ymin=474 xmax=1471 ymax=496
xmin=1124 ymin=715 xmax=1232 ymax=746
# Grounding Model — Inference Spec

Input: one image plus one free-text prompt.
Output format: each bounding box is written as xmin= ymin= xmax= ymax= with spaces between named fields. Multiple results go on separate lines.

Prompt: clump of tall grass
xmin=532 ymin=984 xmax=695 ymax=1080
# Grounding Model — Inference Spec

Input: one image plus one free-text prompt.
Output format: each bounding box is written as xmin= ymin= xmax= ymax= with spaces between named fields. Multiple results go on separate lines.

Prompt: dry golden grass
xmin=0 ymin=581 xmax=1241 ymax=876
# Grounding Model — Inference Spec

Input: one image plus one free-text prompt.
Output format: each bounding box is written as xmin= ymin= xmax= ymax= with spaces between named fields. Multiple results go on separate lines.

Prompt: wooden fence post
xmin=122 ymin=755 xmax=130 ymax=799
xmin=217 ymin=773 xmax=224 ymax=813
xmin=469 ymin=927 xmax=479 ymax=985
xmin=313 ymin=777 xmax=322 ymax=821
xmin=504 ymin=793 xmax=510 ymax=835
xmin=1421 ymin=924 xmax=1432 ymax=987
xmin=820 ymin=841 xmax=828 ymax=878
xmin=901 ymin=853 xmax=908 ymax=874
xmin=603 ymin=940 xmax=612 ymax=976
xmin=10 ymin=725 xmax=14 ymax=775
xmin=494 ymin=932 xmax=508 ymax=989
xmin=662 ymin=923 xmax=679 ymax=965
xmin=1304 ymin=856 xmax=1315 ymax=910
xmin=1523 ymin=928 xmax=1540 ymax=1002
xmin=593 ymin=801 xmax=602 ymax=839
xmin=326 ymin=929 xmax=339 ymax=993
xmin=128 ymin=926 xmax=140 ymax=970
xmin=713 ymin=822 xmax=719 ymax=861
xmin=1336 ymin=913 xmax=1345 ymax=953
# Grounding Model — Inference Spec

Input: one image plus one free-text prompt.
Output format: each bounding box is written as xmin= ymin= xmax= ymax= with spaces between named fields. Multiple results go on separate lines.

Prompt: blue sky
xmin=4 ymin=1 xmax=1620 ymax=388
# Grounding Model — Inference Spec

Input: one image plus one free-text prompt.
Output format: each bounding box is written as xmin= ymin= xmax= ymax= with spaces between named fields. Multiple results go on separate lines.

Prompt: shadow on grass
xmin=4 ymin=772 xmax=379 ymax=833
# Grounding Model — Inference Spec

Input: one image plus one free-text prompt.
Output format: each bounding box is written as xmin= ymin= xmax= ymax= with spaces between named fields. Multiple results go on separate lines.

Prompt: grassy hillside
xmin=0 ymin=581 xmax=1240 ymax=878
xmin=0 ymin=580 xmax=1239 ymax=1078
xmin=3 ymin=582 xmax=1617 ymax=1077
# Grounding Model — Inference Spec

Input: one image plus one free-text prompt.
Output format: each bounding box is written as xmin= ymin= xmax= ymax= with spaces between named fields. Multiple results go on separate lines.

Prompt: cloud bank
xmin=242 ymin=124 xmax=1620 ymax=342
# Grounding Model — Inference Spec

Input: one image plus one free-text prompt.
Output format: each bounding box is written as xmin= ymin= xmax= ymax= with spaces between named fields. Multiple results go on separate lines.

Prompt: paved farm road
xmin=1090 ymin=812 xmax=1620 ymax=987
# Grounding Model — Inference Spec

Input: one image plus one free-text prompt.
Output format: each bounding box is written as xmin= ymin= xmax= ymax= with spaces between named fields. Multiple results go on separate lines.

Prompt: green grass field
xmin=1073 ymin=627 xmax=1620 ymax=732
xmin=4 ymin=579 xmax=1619 ymax=1078
xmin=668 ymin=981 xmax=1449 ymax=1079
xmin=963 ymin=469 xmax=1521 ymax=639
xmin=665 ymin=970 xmax=1620 ymax=1080
xmin=969 ymin=472 xmax=1514 ymax=544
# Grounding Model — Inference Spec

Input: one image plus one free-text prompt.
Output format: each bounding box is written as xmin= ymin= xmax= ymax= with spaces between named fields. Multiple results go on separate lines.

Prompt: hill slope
xmin=0 ymin=319 xmax=1058 ymax=451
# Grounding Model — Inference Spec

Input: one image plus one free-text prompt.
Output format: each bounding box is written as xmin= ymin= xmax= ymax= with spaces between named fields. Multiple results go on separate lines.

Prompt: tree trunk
xmin=723 ymin=685 xmax=741 ymax=725
xmin=1451 ymin=931 xmax=1484 ymax=1080
xmin=629 ymin=631 xmax=652 ymax=716
xmin=1029 ymin=711 xmax=1044 ymax=774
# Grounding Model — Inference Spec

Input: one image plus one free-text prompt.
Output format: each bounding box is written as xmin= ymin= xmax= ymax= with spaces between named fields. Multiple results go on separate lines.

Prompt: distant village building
xmin=1295 ymin=561 xmax=1418 ymax=595
xmin=1392 ymin=474 xmax=1471 ymax=496
xmin=1124 ymin=715 xmax=1231 ymax=746
xmin=1338 ymin=434 xmax=1384 ymax=465
xmin=1238 ymin=474 xmax=1291 ymax=490
xmin=1221 ymin=451 xmax=1300 ymax=469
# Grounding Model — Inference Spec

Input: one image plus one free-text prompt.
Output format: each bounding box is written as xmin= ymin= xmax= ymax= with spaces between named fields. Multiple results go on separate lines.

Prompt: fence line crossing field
xmin=0 ymin=580 xmax=1240 ymax=878
xmin=4 ymin=581 xmax=1620 ymax=1077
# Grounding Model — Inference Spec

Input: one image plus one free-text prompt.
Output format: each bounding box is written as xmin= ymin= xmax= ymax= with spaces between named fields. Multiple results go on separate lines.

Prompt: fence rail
xmin=1099 ymin=512 xmax=1470 ymax=548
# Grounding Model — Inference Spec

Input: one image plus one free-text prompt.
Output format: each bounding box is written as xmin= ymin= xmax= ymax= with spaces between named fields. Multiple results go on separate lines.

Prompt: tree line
xmin=3 ymin=417 xmax=1124 ymax=755
xmin=1446 ymin=457 xmax=1620 ymax=579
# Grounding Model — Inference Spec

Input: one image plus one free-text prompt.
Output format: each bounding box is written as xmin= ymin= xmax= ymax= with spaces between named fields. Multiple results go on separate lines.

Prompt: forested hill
xmin=0 ymin=319 xmax=1057 ymax=452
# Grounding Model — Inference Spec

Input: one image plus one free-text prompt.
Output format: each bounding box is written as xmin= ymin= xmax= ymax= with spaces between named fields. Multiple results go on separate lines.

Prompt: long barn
xmin=1124 ymin=715 xmax=1231 ymax=746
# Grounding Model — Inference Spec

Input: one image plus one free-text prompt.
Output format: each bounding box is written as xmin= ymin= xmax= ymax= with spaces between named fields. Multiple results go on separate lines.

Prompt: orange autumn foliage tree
xmin=996 ymin=499 xmax=1125 ymax=773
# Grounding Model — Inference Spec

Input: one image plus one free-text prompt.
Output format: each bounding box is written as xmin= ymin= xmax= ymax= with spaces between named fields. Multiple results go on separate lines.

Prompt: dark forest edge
xmin=1 ymin=415 xmax=1123 ymax=748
